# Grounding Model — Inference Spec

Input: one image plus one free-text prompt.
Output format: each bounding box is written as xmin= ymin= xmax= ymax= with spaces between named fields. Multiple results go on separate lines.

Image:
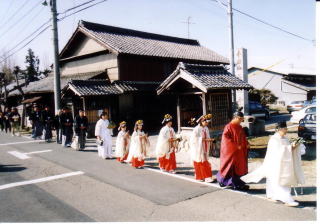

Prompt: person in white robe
xmin=130 ymin=120 xmax=149 ymax=168
xmin=155 ymin=114 xmax=177 ymax=173
xmin=241 ymin=121 xmax=305 ymax=207
xmin=115 ymin=121 xmax=130 ymax=162
xmin=95 ymin=112 xmax=113 ymax=159
xmin=189 ymin=114 xmax=215 ymax=183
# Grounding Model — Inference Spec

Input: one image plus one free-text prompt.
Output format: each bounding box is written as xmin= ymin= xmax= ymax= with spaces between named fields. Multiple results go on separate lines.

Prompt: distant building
xmin=248 ymin=67 xmax=316 ymax=105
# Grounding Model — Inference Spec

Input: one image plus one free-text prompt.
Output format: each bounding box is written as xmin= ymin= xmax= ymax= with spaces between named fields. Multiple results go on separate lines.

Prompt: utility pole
xmin=44 ymin=0 xmax=61 ymax=114
xmin=227 ymin=0 xmax=236 ymax=106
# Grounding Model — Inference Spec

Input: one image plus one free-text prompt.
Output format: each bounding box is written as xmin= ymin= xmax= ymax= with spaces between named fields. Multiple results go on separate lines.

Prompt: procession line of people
xmin=1 ymin=106 xmax=306 ymax=207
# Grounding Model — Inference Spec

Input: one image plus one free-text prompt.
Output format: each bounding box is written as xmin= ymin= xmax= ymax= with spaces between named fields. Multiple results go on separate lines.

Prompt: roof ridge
xmin=79 ymin=20 xmax=200 ymax=45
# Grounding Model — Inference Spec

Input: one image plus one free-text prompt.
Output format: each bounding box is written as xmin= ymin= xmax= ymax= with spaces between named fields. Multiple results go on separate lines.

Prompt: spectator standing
xmin=3 ymin=108 xmax=11 ymax=133
xmin=0 ymin=111 xmax=4 ymax=131
xmin=42 ymin=106 xmax=54 ymax=142
xmin=74 ymin=109 xmax=88 ymax=150
xmin=9 ymin=107 xmax=21 ymax=136
xmin=29 ymin=106 xmax=43 ymax=139
xmin=60 ymin=107 xmax=74 ymax=147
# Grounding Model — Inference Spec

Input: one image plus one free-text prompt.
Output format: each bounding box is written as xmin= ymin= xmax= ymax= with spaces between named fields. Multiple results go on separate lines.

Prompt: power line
xmin=0 ymin=0 xmax=30 ymax=29
xmin=0 ymin=0 xmax=108 ymax=64
xmin=211 ymin=0 xmax=314 ymax=44
xmin=58 ymin=0 xmax=108 ymax=21
xmin=0 ymin=0 xmax=42 ymax=41
xmin=0 ymin=0 xmax=16 ymax=25
xmin=60 ymin=0 xmax=97 ymax=15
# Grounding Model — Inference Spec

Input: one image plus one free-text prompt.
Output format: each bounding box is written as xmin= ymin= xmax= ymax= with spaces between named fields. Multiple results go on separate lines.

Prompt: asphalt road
xmin=0 ymin=132 xmax=316 ymax=222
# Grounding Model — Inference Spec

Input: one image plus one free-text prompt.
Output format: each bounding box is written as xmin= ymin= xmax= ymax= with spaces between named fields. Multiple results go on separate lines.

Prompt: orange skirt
xmin=132 ymin=157 xmax=144 ymax=168
xmin=193 ymin=161 xmax=212 ymax=180
xmin=159 ymin=152 xmax=177 ymax=171
xmin=116 ymin=153 xmax=128 ymax=162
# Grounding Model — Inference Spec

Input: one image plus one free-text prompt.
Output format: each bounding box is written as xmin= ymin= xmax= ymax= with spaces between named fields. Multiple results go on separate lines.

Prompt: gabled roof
xmin=157 ymin=62 xmax=252 ymax=94
xmin=65 ymin=80 xmax=160 ymax=97
xmin=248 ymin=66 xmax=285 ymax=76
xmin=281 ymin=79 xmax=316 ymax=91
xmin=60 ymin=20 xmax=229 ymax=64
xmin=8 ymin=71 xmax=105 ymax=96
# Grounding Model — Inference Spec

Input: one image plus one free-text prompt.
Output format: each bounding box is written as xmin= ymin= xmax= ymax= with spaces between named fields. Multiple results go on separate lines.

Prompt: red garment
xmin=194 ymin=161 xmax=212 ymax=180
xmin=219 ymin=122 xmax=248 ymax=178
xmin=159 ymin=152 xmax=177 ymax=171
xmin=132 ymin=157 xmax=144 ymax=168
xmin=117 ymin=153 xmax=128 ymax=162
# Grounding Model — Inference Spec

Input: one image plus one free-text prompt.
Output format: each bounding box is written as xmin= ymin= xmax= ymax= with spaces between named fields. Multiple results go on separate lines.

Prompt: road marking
xmin=0 ymin=171 xmax=84 ymax=191
xmin=145 ymin=167 xmax=269 ymax=200
xmin=8 ymin=149 xmax=52 ymax=160
xmin=0 ymin=140 xmax=42 ymax=146
xmin=25 ymin=150 xmax=52 ymax=155
xmin=8 ymin=151 xmax=31 ymax=160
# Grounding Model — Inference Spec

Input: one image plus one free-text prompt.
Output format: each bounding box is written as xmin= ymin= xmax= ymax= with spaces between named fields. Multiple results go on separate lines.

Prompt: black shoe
xmin=233 ymin=185 xmax=250 ymax=191
xmin=219 ymin=182 xmax=226 ymax=187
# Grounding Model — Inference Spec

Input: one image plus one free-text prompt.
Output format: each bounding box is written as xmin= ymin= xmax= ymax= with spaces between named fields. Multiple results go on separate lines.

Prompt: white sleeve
xmin=95 ymin=120 xmax=101 ymax=136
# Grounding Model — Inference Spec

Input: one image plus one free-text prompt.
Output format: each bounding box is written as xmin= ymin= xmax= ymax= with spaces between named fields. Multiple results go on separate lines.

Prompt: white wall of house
xmin=73 ymin=37 xmax=106 ymax=56
xmin=61 ymin=54 xmax=119 ymax=79
xmin=248 ymin=69 xmax=308 ymax=105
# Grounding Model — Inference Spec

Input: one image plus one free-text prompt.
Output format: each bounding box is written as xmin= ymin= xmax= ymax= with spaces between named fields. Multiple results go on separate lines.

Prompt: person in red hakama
xmin=131 ymin=120 xmax=149 ymax=169
xmin=190 ymin=114 xmax=215 ymax=182
xmin=216 ymin=111 xmax=250 ymax=191
xmin=115 ymin=121 xmax=130 ymax=163
xmin=155 ymin=114 xmax=178 ymax=173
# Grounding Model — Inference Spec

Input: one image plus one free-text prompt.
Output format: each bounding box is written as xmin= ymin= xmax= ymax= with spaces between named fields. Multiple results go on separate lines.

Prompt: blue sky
xmin=0 ymin=0 xmax=316 ymax=74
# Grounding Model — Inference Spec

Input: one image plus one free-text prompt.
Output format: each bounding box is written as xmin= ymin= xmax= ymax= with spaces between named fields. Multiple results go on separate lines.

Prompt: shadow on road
xmin=0 ymin=164 xmax=26 ymax=172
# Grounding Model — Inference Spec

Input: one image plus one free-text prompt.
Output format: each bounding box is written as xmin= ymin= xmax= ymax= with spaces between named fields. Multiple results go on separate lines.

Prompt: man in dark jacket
xmin=3 ymin=107 xmax=11 ymax=133
xmin=60 ymin=107 xmax=74 ymax=147
xmin=41 ymin=106 xmax=54 ymax=142
xmin=74 ymin=109 xmax=88 ymax=150
xmin=54 ymin=109 xmax=63 ymax=144
xmin=29 ymin=105 xmax=43 ymax=139
xmin=9 ymin=107 xmax=21 ymax=136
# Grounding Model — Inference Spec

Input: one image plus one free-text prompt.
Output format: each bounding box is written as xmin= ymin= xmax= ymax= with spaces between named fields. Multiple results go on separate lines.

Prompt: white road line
xmin=0 ymin=171 xmax=84 ymax=191
xmin=145 ymin=167 xmax=267 ymax=200
xmin=25 ymin=150 xmax=52 ymax=155
xmin=0 ymin=140 xmax=42 ymax=146
xmin=8 ymin=151 xmax=31 ymax=160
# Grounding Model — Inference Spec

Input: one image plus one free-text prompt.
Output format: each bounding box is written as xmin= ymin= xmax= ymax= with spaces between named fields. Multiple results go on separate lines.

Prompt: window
xmin=209 ymin=93 xmax=230 ymax=131
xmin=306 ymin=107 xmax=316 ymax=113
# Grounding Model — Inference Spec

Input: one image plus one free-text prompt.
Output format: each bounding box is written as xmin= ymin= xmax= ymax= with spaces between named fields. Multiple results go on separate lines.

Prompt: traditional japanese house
xmin=58 ymin=20 xmax=229 ymax=134
xmin=157 ymin=62 xmax=253 ymax=134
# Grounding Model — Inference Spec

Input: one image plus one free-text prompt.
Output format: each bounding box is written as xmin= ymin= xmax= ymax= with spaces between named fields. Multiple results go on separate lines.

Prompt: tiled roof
xmin=157 ymin=62 xmax=253 ymax=94
xmin=66 ymin=80 xmax=160 ymax=97
xmin=77 ymin=20 xmax=229 ymax=63
xmin=8 ymin=71 xmax=105 ymax=96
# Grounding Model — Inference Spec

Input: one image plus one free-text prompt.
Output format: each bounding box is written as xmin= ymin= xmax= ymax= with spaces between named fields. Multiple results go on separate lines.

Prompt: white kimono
xmin=115 ymin=130 xmax=130 ymax=159
xmin=189 ymin=125 xmax=210 ymax=163
xmin=126 ymin=130 xmax=149 ymax=162
xmin=241 ymin=132 xmax=305 ymax=203
xmin=155 ymin=126 xmax=175 ymax=159
xmin=95 ymin=119 xmax=113 ymax=159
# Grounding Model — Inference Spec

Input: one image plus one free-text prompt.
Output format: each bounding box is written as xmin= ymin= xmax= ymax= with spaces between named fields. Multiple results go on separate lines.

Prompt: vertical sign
xmin=236 ymin=48 xmax=249 ymax=115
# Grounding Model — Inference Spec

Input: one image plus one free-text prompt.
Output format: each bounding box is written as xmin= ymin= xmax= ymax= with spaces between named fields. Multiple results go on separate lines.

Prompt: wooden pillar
xmin=202 ymin=93 xmax=207 ymax=115
xmin=177 ymin=95 xmax=181 ymax=133
xmin=82 ymin=97 xmax=86 ymax=111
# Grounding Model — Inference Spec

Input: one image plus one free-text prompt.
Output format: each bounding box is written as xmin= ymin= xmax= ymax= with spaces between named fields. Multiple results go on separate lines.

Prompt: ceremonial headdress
xmin=135 ymin=120 xmax=143 ymax=125
xmin=276 ymin=121 xmax=287 ymax=129
xmin=196 ymin=113 xmax=213 ymax=123
xmin=233 ymin=106 xmax=244 ymax=118
xmin=162 ymin=114 xmax=173 ymax=124
xmin=118 ymin=121 xmax=127 ymax=131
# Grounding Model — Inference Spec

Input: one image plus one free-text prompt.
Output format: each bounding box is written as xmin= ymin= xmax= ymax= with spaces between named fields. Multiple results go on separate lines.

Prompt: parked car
xmin=287 ymin=100 xmax=305 ymax=113
xmin=298 ymin=113 xmax=316 ymax=141
xmin=290 ymin=105 xmax=316 ymax=123
xmin=248 ymin=101 xmax=270 ymax=120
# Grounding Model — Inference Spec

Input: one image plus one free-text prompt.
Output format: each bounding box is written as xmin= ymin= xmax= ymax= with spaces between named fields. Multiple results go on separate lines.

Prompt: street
xmin=0 ymin=127 xmax=316 ymax=222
